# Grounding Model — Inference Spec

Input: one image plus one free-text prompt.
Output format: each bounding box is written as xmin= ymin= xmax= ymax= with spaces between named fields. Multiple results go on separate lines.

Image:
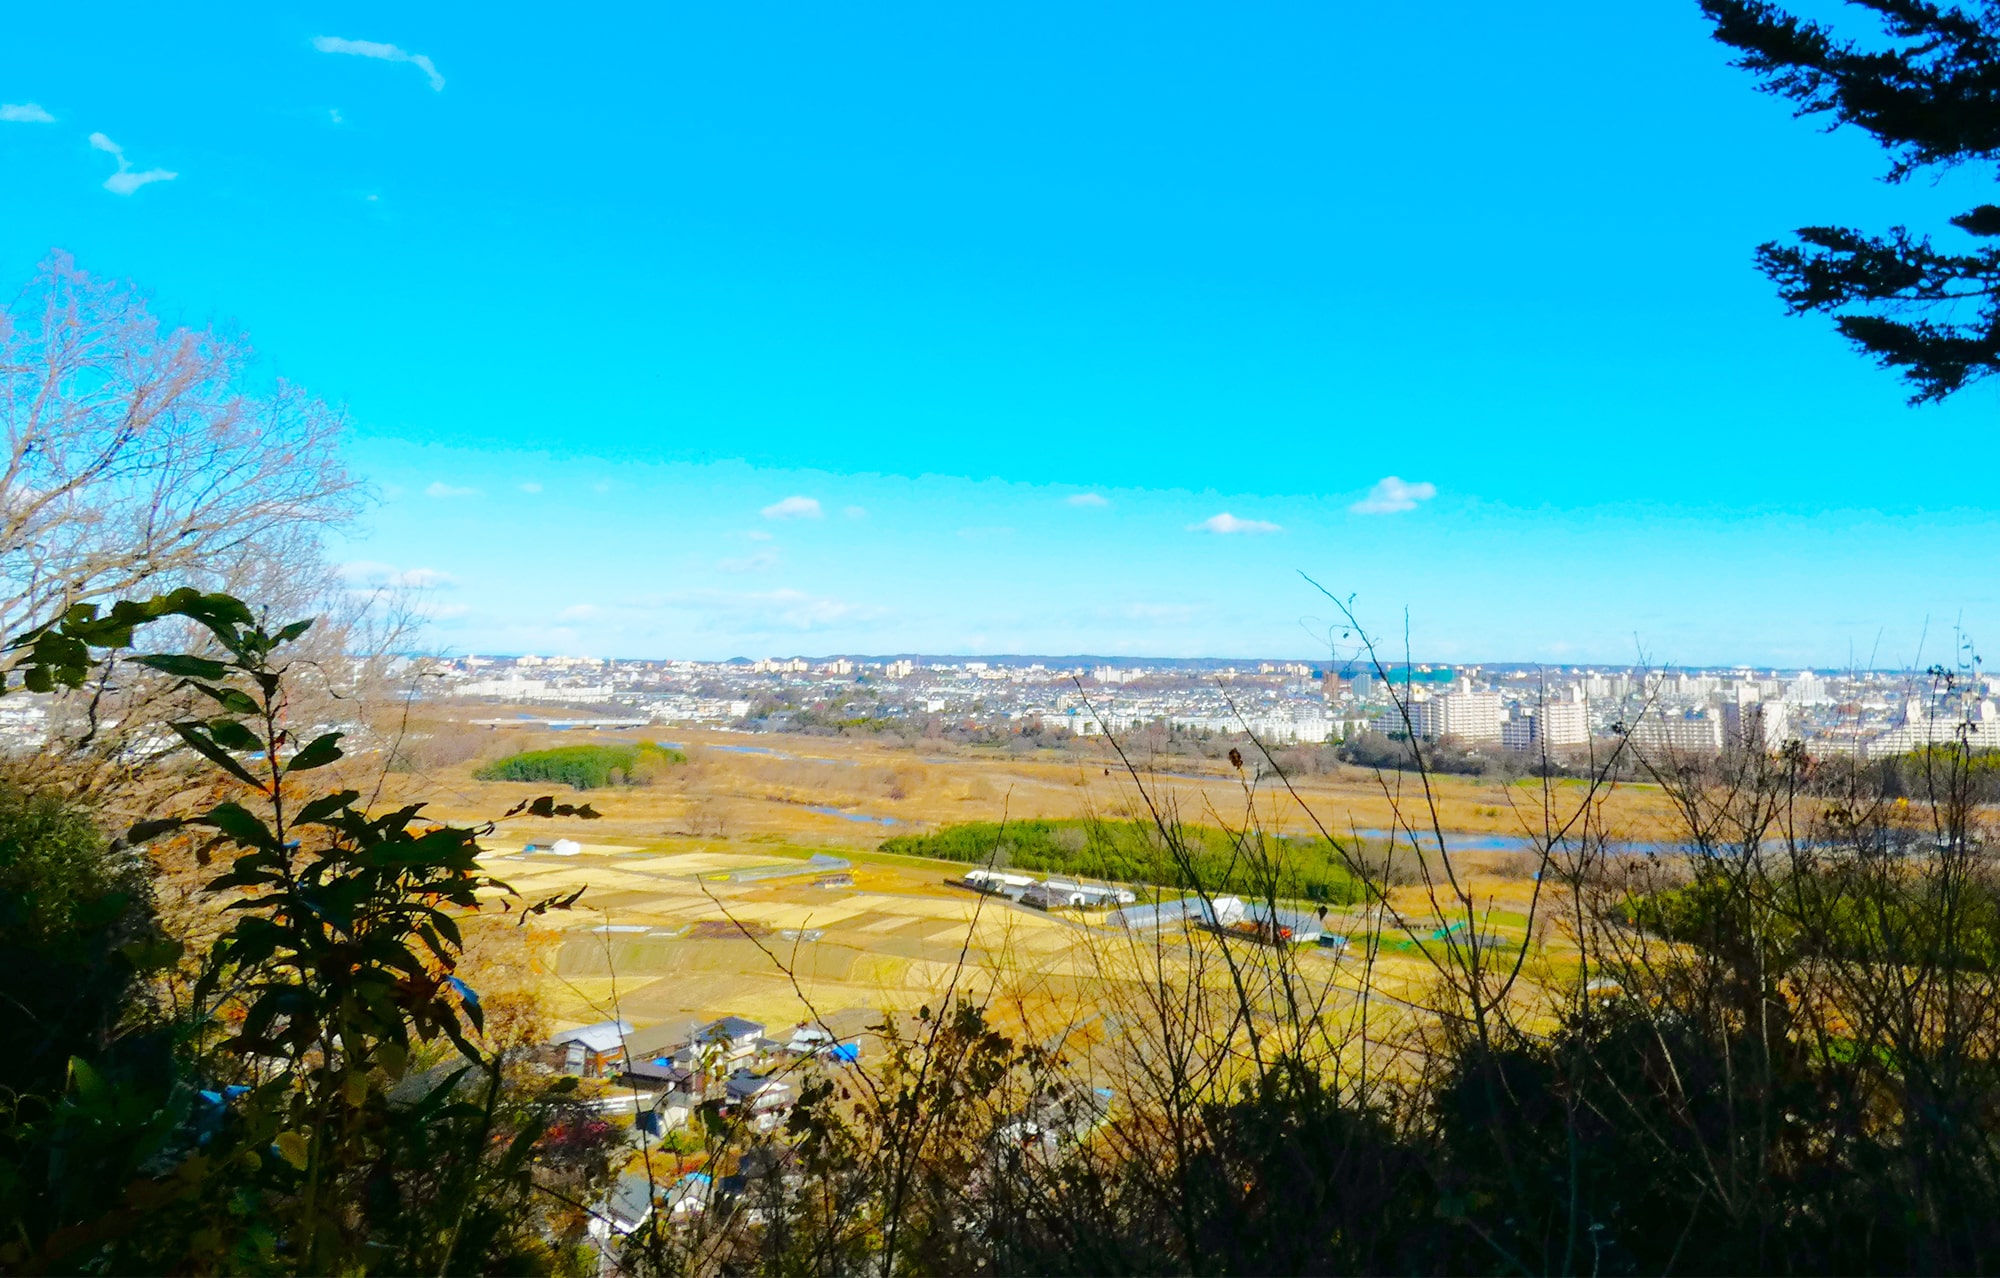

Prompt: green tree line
xmin=474 ymin=740 xmax=685 ymax=790
xmin=879 ymin=818 xmax=1367 ymax=904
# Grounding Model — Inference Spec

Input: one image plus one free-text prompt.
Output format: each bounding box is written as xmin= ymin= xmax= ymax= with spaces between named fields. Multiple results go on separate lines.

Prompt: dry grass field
xmin=375 ymin=717 xmax=1667 ymax=1043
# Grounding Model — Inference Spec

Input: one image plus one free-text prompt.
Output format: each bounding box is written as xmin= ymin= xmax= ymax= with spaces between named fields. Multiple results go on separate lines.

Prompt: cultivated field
xmin=385 ymin=718 xmax=1669 ymax=1043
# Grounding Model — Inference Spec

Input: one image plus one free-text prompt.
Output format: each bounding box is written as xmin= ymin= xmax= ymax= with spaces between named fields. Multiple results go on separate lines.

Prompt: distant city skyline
xmin=3 ymin=3 xmax=1993 ymax=664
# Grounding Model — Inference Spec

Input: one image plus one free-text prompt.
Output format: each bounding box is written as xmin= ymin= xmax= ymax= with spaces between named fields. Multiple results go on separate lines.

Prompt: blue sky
xmin=3 ymin=2 xmax=1994 ymax=666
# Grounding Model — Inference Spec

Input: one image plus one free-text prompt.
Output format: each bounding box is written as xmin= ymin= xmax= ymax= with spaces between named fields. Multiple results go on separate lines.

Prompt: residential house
xmin=694 ymin=1015 xmax=766 ymax=1066
xmin=550 ymin=1019 xmax=633 ymax=1077
xmin=722 ymin=1069 xmax=797 ymax=1133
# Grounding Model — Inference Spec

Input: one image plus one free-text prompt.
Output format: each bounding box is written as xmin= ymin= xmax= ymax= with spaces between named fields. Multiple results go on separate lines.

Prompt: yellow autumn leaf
xmin=274 ymin=1130 xmax=310 ymax=1170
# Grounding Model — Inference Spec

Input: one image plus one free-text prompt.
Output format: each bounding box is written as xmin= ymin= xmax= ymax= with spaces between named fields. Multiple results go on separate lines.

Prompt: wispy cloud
xmin=719 ymin=550 xmax=780 ymax=574
xmin=558 ymin=603 xmax=600 ymax=621
xmin=843 ymin=505 xmax=868 ymax=519
xmin=1350 ymin=476 xmax=1437 ymax=515
xmin=1067 ymin=492 xmax=1110 ymax=508
xmin=88 ymin=132 xmax=175 ymax=195
xmin=761 ymin=495 xmax=823 ymax=520
xmin=338 ymin=562 xmax=456 ymax=589
xmin=424 ymin=480 xmax=479 ymax=499
xmin=661 ymin=587 xmax=884 ymax=631
xmin=312 ymin=36 xmax=445 ymax=91
xmin=745 ymin=588 xmax=876 ymax=628
xmin=328 ymin=108 xmax=344 ymax=125
xmin=518 ymin=481 xmax=543 ymax=494
xmin=1 ymin=103 xmax=55 ymax=123
xmin=1122 ymin=602 xmax=1204 ymax=623
xmin=742 ymin=530 xmax=774 ymax=541
xmin=1190 ymin=512 xmax=1281 ymax=535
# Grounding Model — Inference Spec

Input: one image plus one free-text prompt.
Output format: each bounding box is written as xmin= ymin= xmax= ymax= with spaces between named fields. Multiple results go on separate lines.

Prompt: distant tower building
xmin=1720 ymin=704 xmax=1800 ymax=756
xmin=1320 ymin=670 xmax=1343 ymax=702
xmin=1631 ymin=714 xmax=1725 ymax=753
xmin=1433 ymin=691 xmax=1503 ymax=744
xmin=1537 ymin=701 xmax=1590 ymax=748
xmin=1786 ymin=671 xmax=1827 ymax=705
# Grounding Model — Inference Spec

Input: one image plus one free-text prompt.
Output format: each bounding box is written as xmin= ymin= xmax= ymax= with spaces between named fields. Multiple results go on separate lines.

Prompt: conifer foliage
xmin=1704 ymin=0 xmax=2000 ymax=399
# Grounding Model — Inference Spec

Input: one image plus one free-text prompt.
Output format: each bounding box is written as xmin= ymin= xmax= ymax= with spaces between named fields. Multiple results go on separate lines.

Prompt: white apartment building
xmin=1500 ymin=699 xmax=1588 ymax=752
xmin=1630 ymin=714 xmax=1724 ymax=753
xmin=1785 ymin=671 xmax=1828 ymax=705
xmin=1863 ymin=695 xmax=1998 ymax=758
xmin=1722 ymin=699 xmax=1792 ymax=752
xmin=1388 ymin=691 xmax=1503 ymax=744
xmin=1430 ymin=690 xmax=1503 ymax=743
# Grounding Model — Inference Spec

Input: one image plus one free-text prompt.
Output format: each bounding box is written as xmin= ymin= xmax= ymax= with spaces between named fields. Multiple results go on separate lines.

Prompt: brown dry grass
xmin=382 ymin=722 xmax=1681 ymax=853
xmin=350 ymin=720 xmax=1632 ymax=1045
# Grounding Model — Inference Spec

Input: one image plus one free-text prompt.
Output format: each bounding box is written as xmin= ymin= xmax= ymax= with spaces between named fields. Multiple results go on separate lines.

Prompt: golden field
xmin=383 ymin=719 xmax=1671 ymax=1043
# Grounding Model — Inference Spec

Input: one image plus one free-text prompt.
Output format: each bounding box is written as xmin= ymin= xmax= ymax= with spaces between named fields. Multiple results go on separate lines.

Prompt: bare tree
xmin=0 ymin=251 xmax=355 ymax=664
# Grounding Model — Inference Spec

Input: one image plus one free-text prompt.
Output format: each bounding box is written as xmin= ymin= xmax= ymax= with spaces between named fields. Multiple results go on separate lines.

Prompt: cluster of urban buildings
xmin=415 ymin=653 xmax=2000 ymax=760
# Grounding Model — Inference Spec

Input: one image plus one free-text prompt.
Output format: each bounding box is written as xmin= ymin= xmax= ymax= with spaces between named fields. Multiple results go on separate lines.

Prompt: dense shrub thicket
xmin=879 ymin=818 xmax=1367 ymax=904
xmin=474 ymin=740 xmax=685 ymax=789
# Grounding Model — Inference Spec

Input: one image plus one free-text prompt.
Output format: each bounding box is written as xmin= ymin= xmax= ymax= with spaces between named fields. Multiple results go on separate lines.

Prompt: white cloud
xmin=761 ymin=495 xmax=823 ymax=520
xmin=518 ymin=481 xmax=543 ymax=494
xmin=337 ymin=562 xmax=456 ymax=589
xmin=424 ymin=481 xmax=479 ymax=499
xmin=328 ymin=108 xmax=344 ymax=125
xmin=1122 ymin=602 xmax=1203 ymax=623
xmin=719 ymin=550 xmax=779 ymax=574
xmin=748 ymin=588 xmax=871 ymax=628
xmin=1349 ymin=476 xmax=1437 ymax=515
xmin=1067 ymin=492 xmax=1110 ymax=508
xmin=742 ymin=530 xmax=773 ymax=541
xmin=1190 ymin=512 xmax=1281 ymax=535
xmin=659 ymin=587 xmax=885 ymax=631
xmin=104 ymin=169 xmax=176 ymax=195
xmin=395 ymin=567 xmax=455 ymax=588
xmin=88 ymin=132 xmax=176 ymax=195
xmin=312 ymin=36 xmax=445 ymax=91
xmin=429 ymin=602 xmax=471 ymax=621
xmin=557 ymin=603 xmax=600 ymax=621
xmin=1 ymin=103 xmax=54 ymax=123
xmin=843 ymin=505 xmax=868 ymax=519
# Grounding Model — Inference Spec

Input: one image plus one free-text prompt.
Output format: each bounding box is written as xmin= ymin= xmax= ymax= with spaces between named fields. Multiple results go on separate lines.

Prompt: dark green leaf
xmin=286 ymin=732 xmax=344 ymax=774
xmin=199 ymin=802 xmax=280 ymax=851
xmin=295 ymin=791 xmax=360 ymax=825
xmin=130 ymin=653 xmax=231 ymax=680
xmin=171 ymin=723 xmax=265 ymax=789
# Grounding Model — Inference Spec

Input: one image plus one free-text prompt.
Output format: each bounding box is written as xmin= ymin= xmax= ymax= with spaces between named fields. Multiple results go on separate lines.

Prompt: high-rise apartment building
xmin=1722 ymin=699 xmax=1791 ymax=751
xmin=1630 ymin=714 xmax=1724 ymax=753
xmin=1536 ymin=700 xmax=1589 ymax=747
xmin=1409 ymin=691 xmax=1503 ymax=743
